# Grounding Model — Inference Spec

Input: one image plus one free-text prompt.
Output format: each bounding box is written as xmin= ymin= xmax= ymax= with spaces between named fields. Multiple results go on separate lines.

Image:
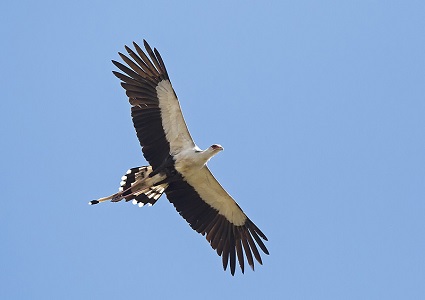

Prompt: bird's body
xmin=90 ymin=40 xmax=269 ymax=275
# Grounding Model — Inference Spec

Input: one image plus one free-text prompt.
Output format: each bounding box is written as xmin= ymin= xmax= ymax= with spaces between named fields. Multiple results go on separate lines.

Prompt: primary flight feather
xmin=90 ymin=40 xmax=269 ymax=275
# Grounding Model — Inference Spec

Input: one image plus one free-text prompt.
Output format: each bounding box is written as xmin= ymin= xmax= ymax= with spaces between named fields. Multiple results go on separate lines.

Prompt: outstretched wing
xmin=112 ymin=40 xmax=195 ymax=169
xmin=166 ymin=167 xmax=269 ymax=275
xmin=113 ymin=40 xmax=269 ymax=275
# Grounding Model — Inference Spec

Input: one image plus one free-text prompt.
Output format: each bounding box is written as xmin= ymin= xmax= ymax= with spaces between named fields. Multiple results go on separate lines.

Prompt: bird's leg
xmin=88 ymin=194 xmax=116 ymax=205
xmin=89 ymin=177 xmax=153 ymax=205
xmin=89 ymin=172 xmax=165 ymax=205
xmin=88 ymin=185 xmax=133 ymax=205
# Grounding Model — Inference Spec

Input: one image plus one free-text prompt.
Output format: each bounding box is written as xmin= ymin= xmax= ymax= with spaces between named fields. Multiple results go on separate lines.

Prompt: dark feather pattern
xmin=112 ymin=41 xmax=171 ymax=170
xmin=111 ymin=40 xmax=269 ymax=275
xmin=119 ymin=166 xmax=166 ymax=206
xmin=165 ymin=175 xmax=268 ymax=275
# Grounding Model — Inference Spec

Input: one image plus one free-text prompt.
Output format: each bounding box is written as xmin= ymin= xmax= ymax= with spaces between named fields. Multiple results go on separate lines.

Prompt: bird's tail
xmin=89 ymin=166 xmax=168 ymax=207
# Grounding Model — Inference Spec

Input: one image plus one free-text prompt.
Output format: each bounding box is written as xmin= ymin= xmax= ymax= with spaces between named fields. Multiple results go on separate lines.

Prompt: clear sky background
xmin=1 ymin=1 xmax=424 ymax=299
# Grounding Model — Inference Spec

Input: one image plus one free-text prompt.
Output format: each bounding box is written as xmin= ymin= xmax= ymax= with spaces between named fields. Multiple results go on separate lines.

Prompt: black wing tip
xmin=132 ymin=41 xmax=142 ymax=50
xmin=111 ymin=60 xmax=121 ymax=68
xmin=89 ymin=200 xmax=99 ymax=205
xmin=143 ymin=39 xmax=150 ymax=49
xmin=124 ymin=45 xmax=132 ymax=52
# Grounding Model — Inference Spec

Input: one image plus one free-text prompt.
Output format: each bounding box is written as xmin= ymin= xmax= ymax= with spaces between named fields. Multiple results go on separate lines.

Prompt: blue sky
xmin=2 ymin=1 xmax=424 ymax=299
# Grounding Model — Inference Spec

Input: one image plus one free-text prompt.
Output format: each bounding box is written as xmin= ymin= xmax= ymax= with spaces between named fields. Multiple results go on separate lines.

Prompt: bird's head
xmin=201 ymin=144 xmax=223 ymax=163
xmin=210 ymin=144 xmax=224 ymax=152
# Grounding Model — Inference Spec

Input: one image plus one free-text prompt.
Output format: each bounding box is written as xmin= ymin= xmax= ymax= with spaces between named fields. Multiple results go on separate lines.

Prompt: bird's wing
xmin=112 ymin=40 xmax=195 ymax=169
xmin=112 ymin=40 xmax=269 ymax=275
xmin=165 ymin=166 xmax=269 ymax=275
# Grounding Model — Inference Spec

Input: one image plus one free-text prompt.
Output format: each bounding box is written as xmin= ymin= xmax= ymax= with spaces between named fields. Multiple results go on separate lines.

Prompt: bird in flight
xmin=90 ymin=40 xmax=269 ymax=275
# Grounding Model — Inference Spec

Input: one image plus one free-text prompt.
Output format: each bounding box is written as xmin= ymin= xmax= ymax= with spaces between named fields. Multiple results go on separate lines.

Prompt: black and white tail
xmin=120 ymin=166 xmax=167 ymax=207
xmin=89 ymin=166 xmax=168 ymax=206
